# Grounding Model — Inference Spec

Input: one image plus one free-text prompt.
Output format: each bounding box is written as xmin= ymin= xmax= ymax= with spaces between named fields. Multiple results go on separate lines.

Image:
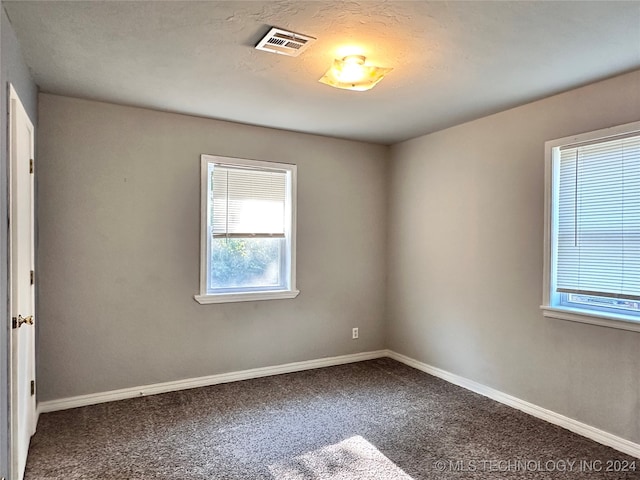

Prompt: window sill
xmin=194 ymin=289 xmax=300 ymax=304
xmin=540 ymin=306 xmax=640 ymax=333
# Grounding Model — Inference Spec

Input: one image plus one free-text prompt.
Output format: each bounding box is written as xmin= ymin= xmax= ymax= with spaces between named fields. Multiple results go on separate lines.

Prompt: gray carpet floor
xmin=25 ymin=358 xmax=639 ymax=479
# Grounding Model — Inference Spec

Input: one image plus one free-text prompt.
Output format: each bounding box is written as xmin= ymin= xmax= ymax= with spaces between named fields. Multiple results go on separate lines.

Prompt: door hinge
xmin=30 ymin=380 xmax=35 ymax=396
xmin=30 ymin=270 xmax=34 ymax=285
xmin=11 ymin=317 xmax=17 ymax=329
xmin=29 ymin=158 xmax=34 ymax=174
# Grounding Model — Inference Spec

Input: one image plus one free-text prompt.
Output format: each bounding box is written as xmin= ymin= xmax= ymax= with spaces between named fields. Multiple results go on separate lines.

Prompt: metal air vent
xmin=255 ymin=27 xmax=315 ymax=57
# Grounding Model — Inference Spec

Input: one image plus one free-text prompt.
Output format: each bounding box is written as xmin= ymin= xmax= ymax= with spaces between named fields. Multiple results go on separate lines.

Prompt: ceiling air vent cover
xmin=255 ymin=27 xmax=316 ymax=57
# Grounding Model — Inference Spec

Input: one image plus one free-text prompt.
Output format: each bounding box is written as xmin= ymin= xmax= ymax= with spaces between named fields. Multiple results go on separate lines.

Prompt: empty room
xmin=1 ymin=1 xmax=639 ymax=479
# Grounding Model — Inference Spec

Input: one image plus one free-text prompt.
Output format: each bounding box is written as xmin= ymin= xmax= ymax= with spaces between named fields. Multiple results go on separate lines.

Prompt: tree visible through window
xmin=210 ymin=237 xmax=282 ymax=289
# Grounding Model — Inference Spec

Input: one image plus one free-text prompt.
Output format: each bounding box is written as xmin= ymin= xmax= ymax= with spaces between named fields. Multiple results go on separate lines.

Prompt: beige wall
xmin=37 ymin=94 xmax=389 ymax=401
xmin=387 ymin=70 xmax=640 ymax=443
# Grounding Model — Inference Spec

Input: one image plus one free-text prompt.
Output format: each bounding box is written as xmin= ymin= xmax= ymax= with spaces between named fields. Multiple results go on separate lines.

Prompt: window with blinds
xmin=545 ymin=123 xmax=640 ymax=323
xmin=196 ymin=155 xmax=299 ymax=304
xmin=211 ymin=166 xmax=287 ymax=239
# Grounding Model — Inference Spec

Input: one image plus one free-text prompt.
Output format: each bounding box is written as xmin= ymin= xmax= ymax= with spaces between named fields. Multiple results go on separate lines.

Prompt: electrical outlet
xmin=352 ymin=327 xmax=359 ymax=339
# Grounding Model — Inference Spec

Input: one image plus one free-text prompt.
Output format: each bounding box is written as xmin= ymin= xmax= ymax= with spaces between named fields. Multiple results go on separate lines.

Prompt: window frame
xmin=541 ymin=120 xmax=640 ymax=332
xmin=195 ymin=154 xmax=299 ymax=304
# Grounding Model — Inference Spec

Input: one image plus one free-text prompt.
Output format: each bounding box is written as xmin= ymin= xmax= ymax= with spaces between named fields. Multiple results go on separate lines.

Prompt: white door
xmin=9 ymin=85 xmax=36 ymax=480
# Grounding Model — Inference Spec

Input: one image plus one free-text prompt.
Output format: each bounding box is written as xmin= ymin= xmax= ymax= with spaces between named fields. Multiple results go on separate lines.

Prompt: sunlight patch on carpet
xmin=269 ymin=435 xmax=414 ymax=479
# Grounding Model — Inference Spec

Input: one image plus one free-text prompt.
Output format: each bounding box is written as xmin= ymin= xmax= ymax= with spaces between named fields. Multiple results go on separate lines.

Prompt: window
xmin=195 ymin=155 xmax=298 ymax=304
xmin=542 ymin=121 xmax=640 ymax=331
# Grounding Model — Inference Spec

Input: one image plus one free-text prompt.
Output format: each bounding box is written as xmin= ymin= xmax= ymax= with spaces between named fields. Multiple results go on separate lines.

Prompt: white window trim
xmin=195 ymin=154 xmax=299 ymax=304
xmin=541 ymin=120 xmax=640 ymax=332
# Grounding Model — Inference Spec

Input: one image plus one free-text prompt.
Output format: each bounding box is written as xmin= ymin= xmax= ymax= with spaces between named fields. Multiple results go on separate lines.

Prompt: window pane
xmin=209 ymin=237 xmax=284 ymax=290
xmin=563 ymin=293 xmax=640 ymax=317
xmin=555 ymin=134 xmax=640 ymax=300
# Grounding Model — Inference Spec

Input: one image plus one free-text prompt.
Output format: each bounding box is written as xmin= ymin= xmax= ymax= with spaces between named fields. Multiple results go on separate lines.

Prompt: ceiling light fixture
xmin=319 ymin=55 xmax=392 ymax=91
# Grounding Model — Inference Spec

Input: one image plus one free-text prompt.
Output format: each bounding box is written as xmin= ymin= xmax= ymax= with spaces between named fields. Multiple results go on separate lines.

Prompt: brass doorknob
xmin=17 ymin=315 xmax=33 ymax=327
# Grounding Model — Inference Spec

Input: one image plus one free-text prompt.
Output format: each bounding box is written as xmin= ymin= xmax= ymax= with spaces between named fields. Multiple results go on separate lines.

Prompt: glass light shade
xmin=319 ymin=55 xmax=392 ymax=91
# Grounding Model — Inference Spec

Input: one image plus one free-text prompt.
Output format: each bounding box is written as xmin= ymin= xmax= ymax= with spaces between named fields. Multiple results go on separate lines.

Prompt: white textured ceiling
xmin=4 ymin=1 xmax=640 ymax=144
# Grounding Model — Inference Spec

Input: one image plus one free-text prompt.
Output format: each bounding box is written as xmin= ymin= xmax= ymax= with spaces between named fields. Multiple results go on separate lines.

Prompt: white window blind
xmin=556 ymin=133 xmax=640 ymax=300
xmin=211 ymin=165 xmax=287 ymax=238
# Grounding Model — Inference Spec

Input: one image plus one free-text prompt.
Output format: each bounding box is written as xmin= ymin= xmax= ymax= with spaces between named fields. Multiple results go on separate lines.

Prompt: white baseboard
xmin=37 ymin=350 xmax=387 ymax=414
xmin=386 ymin=350 xmax=640 ymax=459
